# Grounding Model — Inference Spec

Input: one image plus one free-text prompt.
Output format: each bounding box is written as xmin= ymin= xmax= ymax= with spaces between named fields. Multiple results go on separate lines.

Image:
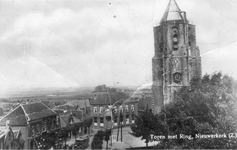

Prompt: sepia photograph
xmin=0 ymin=0 xmax=237 ymax=149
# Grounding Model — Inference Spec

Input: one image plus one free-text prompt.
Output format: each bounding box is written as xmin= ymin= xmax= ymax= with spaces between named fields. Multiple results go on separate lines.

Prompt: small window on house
xmin=100 ymin=117 xmax=104 ymax=123
xmin=93 ymin=107 xmax=97 ymax=113
xmin=31 ymin=125 xmax=35 ymax=135
xmin=131 ymin=105 xmax=134 ymax=112
xmin=119 ymin=106 xmax=123 ymax=113
xmin=70 ymin=117 xmax=73 ymax=124
xmin=125 ymin=105 xmax=129 ymax=112
xmin=99 ymin=107 xmax=103 ymax=114
xmin=34 ymin=125 xmax=39 ymax=134
xmin=114 ymin=116 xmax=118 ymax=126
xmin=51 ymin=121 xmax=55 ymax=130
xmin=94 ymin=117 xmax=97 ymax=123
xmin=33 ymin=125 xmax=38 ymax=135
xmin=79 ymin=127 xmax=82 ymax=133
xmin=132 ymin=114 xmax=135 ymax=120
xmin=94 ymin=117 xmax=98 ymax=126
xmin=131 ymin=114 xmax=135 ymax=123
xmin=106 ymin=116 xmax=111 ymax=121
xmin=42 ymin=121 xmax=46 ymax=132
xmin=126 ymin=115 xmax=129 ymax=124
xmin=113 ymin=107 xmax=117 ymax=113
xmin=114 ymin=116 xmax=118 ymax=123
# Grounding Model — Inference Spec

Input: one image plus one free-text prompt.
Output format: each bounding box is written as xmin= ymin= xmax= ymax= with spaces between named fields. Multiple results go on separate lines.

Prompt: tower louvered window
xmin=172 ymin=27 xmax=179 ymax=50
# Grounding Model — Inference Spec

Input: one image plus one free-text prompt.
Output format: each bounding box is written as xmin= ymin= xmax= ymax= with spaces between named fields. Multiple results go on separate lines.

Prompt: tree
xmin=130 ymin=105 xmax=156 ymax=147
xmin=129 ymin=72 xmax=237 ymax=149
xmin=155 ymin=72 xmax=237 ymax=149
xmin=0 ymin=107 xmax=3 ymax=116
xmin=83 ymin=117 xmax=93 ymax=135
xmin=91 ymin=130 xmax=105 ymax=150
xmin=57 ymin=128 xmax=69 ymax=147
xmin=35 ymin=131 xmax=56 ymax=149
xmin=104 ymin=129 xmax=111 ymax=149
xmin=72 ymin=123 xmax=80 ymax=141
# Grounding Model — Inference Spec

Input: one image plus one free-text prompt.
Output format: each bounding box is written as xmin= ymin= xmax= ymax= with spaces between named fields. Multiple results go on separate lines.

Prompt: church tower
xmin=152 ymin=0 xmax=202 ymax=114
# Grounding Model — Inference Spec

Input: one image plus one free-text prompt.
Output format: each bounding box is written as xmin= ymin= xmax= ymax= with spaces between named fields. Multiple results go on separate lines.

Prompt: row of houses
xmin=0 ymin=99 xmax=93 ymax=149
xmin=89 ymin=90 xmax=153 ymax=129
xmin=0 ymin=88 xmax=153 ymax=149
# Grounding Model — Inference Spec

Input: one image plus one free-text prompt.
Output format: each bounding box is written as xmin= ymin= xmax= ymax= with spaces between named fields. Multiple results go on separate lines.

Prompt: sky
xmin=0 ymin=0 xmax=237 ymax=93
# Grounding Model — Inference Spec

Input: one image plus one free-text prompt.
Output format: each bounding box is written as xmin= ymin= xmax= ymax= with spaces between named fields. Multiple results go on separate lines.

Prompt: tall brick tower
xmin=152 ymin=0 xmax=202 ymax=114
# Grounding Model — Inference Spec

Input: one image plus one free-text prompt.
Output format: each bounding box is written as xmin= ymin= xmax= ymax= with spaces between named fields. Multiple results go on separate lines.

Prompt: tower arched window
xmin=172 ymin=27 xmax=178 ymax=33
xmin=173 ymin=37 xmax=178 ymax=42
xmin=188 ymin=35 xmax=192 ymax=47
xmin=172 ymin=26 xmax=179 ymax=51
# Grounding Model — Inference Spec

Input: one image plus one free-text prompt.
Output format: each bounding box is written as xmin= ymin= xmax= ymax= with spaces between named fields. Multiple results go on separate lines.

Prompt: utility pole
xmin=164 ymin=104 xmax=169 ymax=148
xmin=110 ymin=128 xmax=112 ymax=146
xmin=121 ymin=112 xmax=123 ymax=142
xmin=117 ymin=110 xmax=120 ymax=141
xmin=120 ymin=109 xmax=123 ymax=142
xmin=107 ymin=91 xmax=113 ymax=146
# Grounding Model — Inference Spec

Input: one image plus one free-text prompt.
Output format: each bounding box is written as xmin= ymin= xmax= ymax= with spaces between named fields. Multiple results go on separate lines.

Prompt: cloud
xmin=1 ymin=0 xmax=237 ymax=91
xmin=0 ymin=53 xmax=79 ymax=89
xmin=202 ymin=40 xmax=237 ymax=78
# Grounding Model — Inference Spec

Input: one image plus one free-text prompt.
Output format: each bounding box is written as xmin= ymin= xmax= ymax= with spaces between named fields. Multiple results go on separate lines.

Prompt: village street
xmin=102 ymin=127 xmax=158 ymax=149
xmin=64 ymin=127 xmax=158 ymax=150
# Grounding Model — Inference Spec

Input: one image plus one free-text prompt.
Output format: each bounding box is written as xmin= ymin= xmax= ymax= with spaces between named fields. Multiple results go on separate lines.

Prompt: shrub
xmin=91 ymin=130 xmax=105 ymax=149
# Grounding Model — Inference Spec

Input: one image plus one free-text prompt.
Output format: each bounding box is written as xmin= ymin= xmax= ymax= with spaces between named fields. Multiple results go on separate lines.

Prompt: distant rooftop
xmin=0 ymin=102 xmax=56 ymax=126
xmin=89 ymin=92 xmax=128 ymax=105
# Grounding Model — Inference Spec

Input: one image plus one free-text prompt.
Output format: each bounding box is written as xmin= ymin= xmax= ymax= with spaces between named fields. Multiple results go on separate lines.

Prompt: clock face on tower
xmin=173 ymin=72 xmax=182 ymax=83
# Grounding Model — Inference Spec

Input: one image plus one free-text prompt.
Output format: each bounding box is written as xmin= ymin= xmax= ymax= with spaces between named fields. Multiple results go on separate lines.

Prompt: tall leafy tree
xmin=91 ymin=130 xmax=104 ymax=150
xmin=130 ymin=72 xmax=237 ymax=149
xmin=130 ymin=105 xmax=156 ymax=147
xmin=155 ymin=72 xmax=237 ymax=149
